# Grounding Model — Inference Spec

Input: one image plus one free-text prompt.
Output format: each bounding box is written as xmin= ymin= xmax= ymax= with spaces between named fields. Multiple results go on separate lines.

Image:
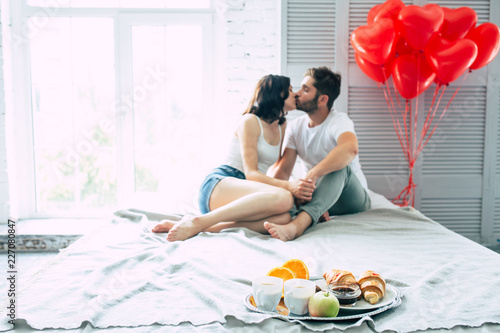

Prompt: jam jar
xmin=327 ymin=282 xmax=361 ymax=307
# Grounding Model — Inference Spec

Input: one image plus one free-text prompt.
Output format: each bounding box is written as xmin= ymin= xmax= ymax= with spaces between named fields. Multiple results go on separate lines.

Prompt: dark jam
xmin=330 ymin=286 xmax=359 ymax=306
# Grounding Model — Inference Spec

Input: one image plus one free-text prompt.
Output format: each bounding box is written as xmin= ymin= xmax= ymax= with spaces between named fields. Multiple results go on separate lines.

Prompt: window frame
xmin=10 ymin=1 xmax=214 ymax=218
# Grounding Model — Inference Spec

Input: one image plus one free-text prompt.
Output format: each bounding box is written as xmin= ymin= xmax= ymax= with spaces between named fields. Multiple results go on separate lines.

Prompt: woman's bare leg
xmin=206 ymin=212 xmax=291 ymax=234
xmin=152 ymin=212 xmax=291 ymax=235
xmin=152 ymin=219 xmax=179 ymax=233
xmin=163 ymin=178 xmax=294 ymax=241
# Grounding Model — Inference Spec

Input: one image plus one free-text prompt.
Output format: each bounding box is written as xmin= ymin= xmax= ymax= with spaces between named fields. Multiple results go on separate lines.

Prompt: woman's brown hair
xmin=243 ymin=74 xmax=291 ymax=125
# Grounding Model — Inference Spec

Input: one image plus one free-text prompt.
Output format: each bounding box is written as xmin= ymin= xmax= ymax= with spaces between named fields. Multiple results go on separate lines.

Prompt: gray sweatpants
xmin=292 ymin=166 xmax=371 ymax=227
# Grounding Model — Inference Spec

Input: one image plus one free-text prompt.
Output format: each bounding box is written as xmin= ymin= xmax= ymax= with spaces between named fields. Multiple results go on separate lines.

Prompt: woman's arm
xmin=237 ymin=115 xmax=290 ymax=188
xmin=237 ymin=115 xmax=313 ymax=200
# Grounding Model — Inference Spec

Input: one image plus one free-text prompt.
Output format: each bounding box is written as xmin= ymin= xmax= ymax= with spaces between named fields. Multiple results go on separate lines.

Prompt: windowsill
xmin=1 ymin=218 xmax=108 ymax=235
xmin=0 ymin=218 xmax=108 ymax=252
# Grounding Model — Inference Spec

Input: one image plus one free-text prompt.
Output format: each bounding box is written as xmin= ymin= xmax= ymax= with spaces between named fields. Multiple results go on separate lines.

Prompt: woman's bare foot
xmin=166 ymin=215 xmax=204 ymax=242
xmin=152 ymin=219 xmax=176 ymax=233
xmin=264 ymin=221 xmax=297 ymax=241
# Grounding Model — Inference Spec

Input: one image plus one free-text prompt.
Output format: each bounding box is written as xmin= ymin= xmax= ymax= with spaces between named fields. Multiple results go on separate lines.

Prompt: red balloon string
xmin=419 ymin=84 xmax=442 ymax=150
xmin=405 ymin=99 xmax=412 ymax=163
xmin=413 ymin=55 xmax=421 ymax=164
xmin=418 ymin=72 xmax=469 ymax=155
xmin=381 ymin=72 xmax=408 ymax=152
xmin=415 ymin=84 xmax=447 ymax=156
xmin=391 ymin=100 xmax=416 ymax=206
xmin=392 ymin=164 xmax=416 ymax=206
xmin=381 ymin=83 xmax=409 ymax=160
xmin=417 ymin=70 xmax=470 ymax=159
xmin=389 ymin=69 xmax=470 ymax=207
xmin=393 ymin=81 xmax=402 ymax=108
xmin=382 ymin=69 xmax=410 ymax=159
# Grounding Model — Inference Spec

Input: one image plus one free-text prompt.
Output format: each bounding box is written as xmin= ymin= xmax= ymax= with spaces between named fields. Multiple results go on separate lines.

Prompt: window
xmin=11 ymin=1 xmax=214 ymax=217
xmin=30 ymin=17 xmax=116 ymax=213
xmin=27 ymin=0 xmax=210 ymax=9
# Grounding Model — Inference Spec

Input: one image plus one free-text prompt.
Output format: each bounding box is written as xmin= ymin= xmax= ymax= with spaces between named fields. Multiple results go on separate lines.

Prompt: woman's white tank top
xmin=224 ymin=116 xmax=281 ymax=174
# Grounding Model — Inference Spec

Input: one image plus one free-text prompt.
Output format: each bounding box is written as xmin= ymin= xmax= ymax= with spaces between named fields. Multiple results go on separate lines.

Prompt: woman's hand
xmin=288 ymin=178 xmax=315 ymax=201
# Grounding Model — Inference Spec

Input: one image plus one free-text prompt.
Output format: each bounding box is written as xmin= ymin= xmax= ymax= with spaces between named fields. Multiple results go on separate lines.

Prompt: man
xmin=264 ymin=67 xmax=371 ymax=241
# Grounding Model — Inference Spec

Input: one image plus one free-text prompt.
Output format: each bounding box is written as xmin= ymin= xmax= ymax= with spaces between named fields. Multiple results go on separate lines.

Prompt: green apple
xmin=308 ymin=291 xmax=340 ymax=317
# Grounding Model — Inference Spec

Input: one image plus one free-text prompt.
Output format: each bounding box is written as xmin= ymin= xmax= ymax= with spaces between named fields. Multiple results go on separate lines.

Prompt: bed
xmin=1 ymin=191 xmax=500 ymax=333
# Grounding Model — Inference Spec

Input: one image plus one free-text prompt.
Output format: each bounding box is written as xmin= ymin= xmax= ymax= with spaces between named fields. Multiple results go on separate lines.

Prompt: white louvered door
xmin=282 ymin=0 xmax=336 ymax=89
xmin=281 ymin=0 xmax=500 ymax=244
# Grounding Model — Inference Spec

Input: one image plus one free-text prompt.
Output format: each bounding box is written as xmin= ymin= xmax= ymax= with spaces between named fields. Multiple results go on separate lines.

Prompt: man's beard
xmin=296 ymin=95 xmax=319 ymax=113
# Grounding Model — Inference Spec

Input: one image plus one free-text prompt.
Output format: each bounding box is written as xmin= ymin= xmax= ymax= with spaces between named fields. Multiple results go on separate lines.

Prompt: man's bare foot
xmin=166 ymin=215 xmax=204 ymax=242
xmin=152 ymin=219 xmax=176 ymax=233
xmin=264 ymin=221 xmax=297 ymax=241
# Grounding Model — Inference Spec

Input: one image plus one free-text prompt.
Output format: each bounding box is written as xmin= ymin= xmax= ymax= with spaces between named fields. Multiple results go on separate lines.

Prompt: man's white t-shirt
xmin=284 ymin=110 xmax=368 ymax=190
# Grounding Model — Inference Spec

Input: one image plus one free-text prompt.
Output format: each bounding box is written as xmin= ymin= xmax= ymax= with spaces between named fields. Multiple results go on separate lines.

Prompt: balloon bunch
xmin=351 ymin=0 xmax=500 ymax=206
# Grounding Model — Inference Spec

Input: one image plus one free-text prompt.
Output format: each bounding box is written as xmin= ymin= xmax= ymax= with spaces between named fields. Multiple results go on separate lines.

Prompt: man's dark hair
xmin=305 ymin=67 xmax=341 ymax=110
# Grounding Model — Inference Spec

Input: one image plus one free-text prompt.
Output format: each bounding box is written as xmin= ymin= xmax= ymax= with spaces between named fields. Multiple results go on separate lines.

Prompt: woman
xmin=152 ymin=75 xmax=313 ymax=241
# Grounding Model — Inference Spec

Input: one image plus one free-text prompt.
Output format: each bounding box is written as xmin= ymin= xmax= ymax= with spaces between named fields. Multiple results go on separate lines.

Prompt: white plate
xmin=315 ymin=279 xmax=398 ymax=312
xmin=243 ymin=283 xmax=402 ymax=321
xmin=340 ymin=285 xmax=398 ymax=312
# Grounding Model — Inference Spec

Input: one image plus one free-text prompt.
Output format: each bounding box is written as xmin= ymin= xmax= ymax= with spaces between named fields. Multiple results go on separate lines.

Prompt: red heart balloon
xmin=393 ymin=54 xmax=436 ymax=100
xmin=441 ymin=7 xmax=477 ymax=40
xmin=373 ymin=0 xmax=405 ymax=22
xmin=466 ymin=22 xmax=500 ymax=70
xmin=425 ymin=34 xmax=478 ymax=84
xmin=367 ymin=4 xmax=383 ymax=24
xmin=399 ymin=4 xmax=444 ymax=50
xmin=355 ymin=52 xmax=394 ymax=83
xmin=394 ymin=36 xmax=416 ymax=56
xmin=351 ymin=18 xmax=396 ymax=65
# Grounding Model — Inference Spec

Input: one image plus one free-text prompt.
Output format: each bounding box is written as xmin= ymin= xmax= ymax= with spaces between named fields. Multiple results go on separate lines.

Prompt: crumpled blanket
xmin=1 ymin=206 xmax=499 ymax=333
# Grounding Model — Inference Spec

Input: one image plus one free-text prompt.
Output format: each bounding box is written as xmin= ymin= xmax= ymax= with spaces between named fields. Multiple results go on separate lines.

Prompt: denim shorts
xmin=198 ymin=165 xmax=246 ymax=214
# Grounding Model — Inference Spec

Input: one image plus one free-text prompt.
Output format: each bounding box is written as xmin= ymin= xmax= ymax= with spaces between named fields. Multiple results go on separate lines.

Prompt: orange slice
xmin=266 ymin=266 xmax=296 ymax=281
xmin=282 ymin=259 xmax=309 ymax=280
xmin=266 ymin=266 xmax=296 ymax=297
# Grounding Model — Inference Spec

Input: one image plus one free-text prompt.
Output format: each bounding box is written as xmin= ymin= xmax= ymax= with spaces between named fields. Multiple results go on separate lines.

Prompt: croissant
xmin=323 ymin=269 xmax=357 ymax=285
xmin=357 ymin=270 xmax=386 ymax=304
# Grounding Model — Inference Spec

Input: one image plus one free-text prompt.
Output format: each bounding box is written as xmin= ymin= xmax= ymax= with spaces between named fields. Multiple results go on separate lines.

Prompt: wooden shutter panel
xmin=421 ymin=87 xmax=486 ymax=176
xmin=421 ymin=198 xmax=482 ymax=238
xmin=348 ymin=86 xmax=410 ymax=199
xmin=282 ymin=0 xmax=499 ymax=244
xmin=284 ymin=0 xmax=336 ymax=87
xmin=495 ymin=88 xmax=500 ymax=238
xmin=417 ymin=0 xmax=491 ymax=242
xmin=431 ymin=0 xmax=490 ymax=25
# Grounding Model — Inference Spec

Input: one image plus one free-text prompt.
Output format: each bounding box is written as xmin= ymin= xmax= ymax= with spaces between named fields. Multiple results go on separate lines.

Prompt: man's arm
xmin=273 ymin=148 xmax=315 ymax=200
xmin=304 ymin=131 xmax=359 ymax=183
xmin=273 ymin=148 xmax=297 ymax=180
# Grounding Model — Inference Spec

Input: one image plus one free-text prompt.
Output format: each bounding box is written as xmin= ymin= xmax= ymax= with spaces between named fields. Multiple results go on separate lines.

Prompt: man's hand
xmin=304 ymin=170 xmax=319 ymax=186
xmin=289 ymin=179 xmax=316 ymax=201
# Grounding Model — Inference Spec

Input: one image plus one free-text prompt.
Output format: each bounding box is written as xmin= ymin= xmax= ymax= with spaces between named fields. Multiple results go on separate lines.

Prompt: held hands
xmin=289 ymin=172 xmax=328 ymax=220
xmin=289 ymin=178 xmax=316 ymax=201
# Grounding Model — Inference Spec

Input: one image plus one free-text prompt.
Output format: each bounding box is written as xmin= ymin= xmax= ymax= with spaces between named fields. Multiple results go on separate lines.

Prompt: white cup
xmin=252 ymin=276 xmax=283 ymax=312
xmin=284 ymin=278 xmax=316 ymax=315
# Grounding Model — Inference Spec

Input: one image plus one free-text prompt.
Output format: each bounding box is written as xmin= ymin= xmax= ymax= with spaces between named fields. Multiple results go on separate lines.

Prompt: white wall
xmin=223 ymin=0 xmax=280 ymax=117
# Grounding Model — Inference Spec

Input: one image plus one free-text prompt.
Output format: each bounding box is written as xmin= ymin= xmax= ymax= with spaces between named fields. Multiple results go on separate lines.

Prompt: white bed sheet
xmin=2 ymin=192 xmax=500 ymax=333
